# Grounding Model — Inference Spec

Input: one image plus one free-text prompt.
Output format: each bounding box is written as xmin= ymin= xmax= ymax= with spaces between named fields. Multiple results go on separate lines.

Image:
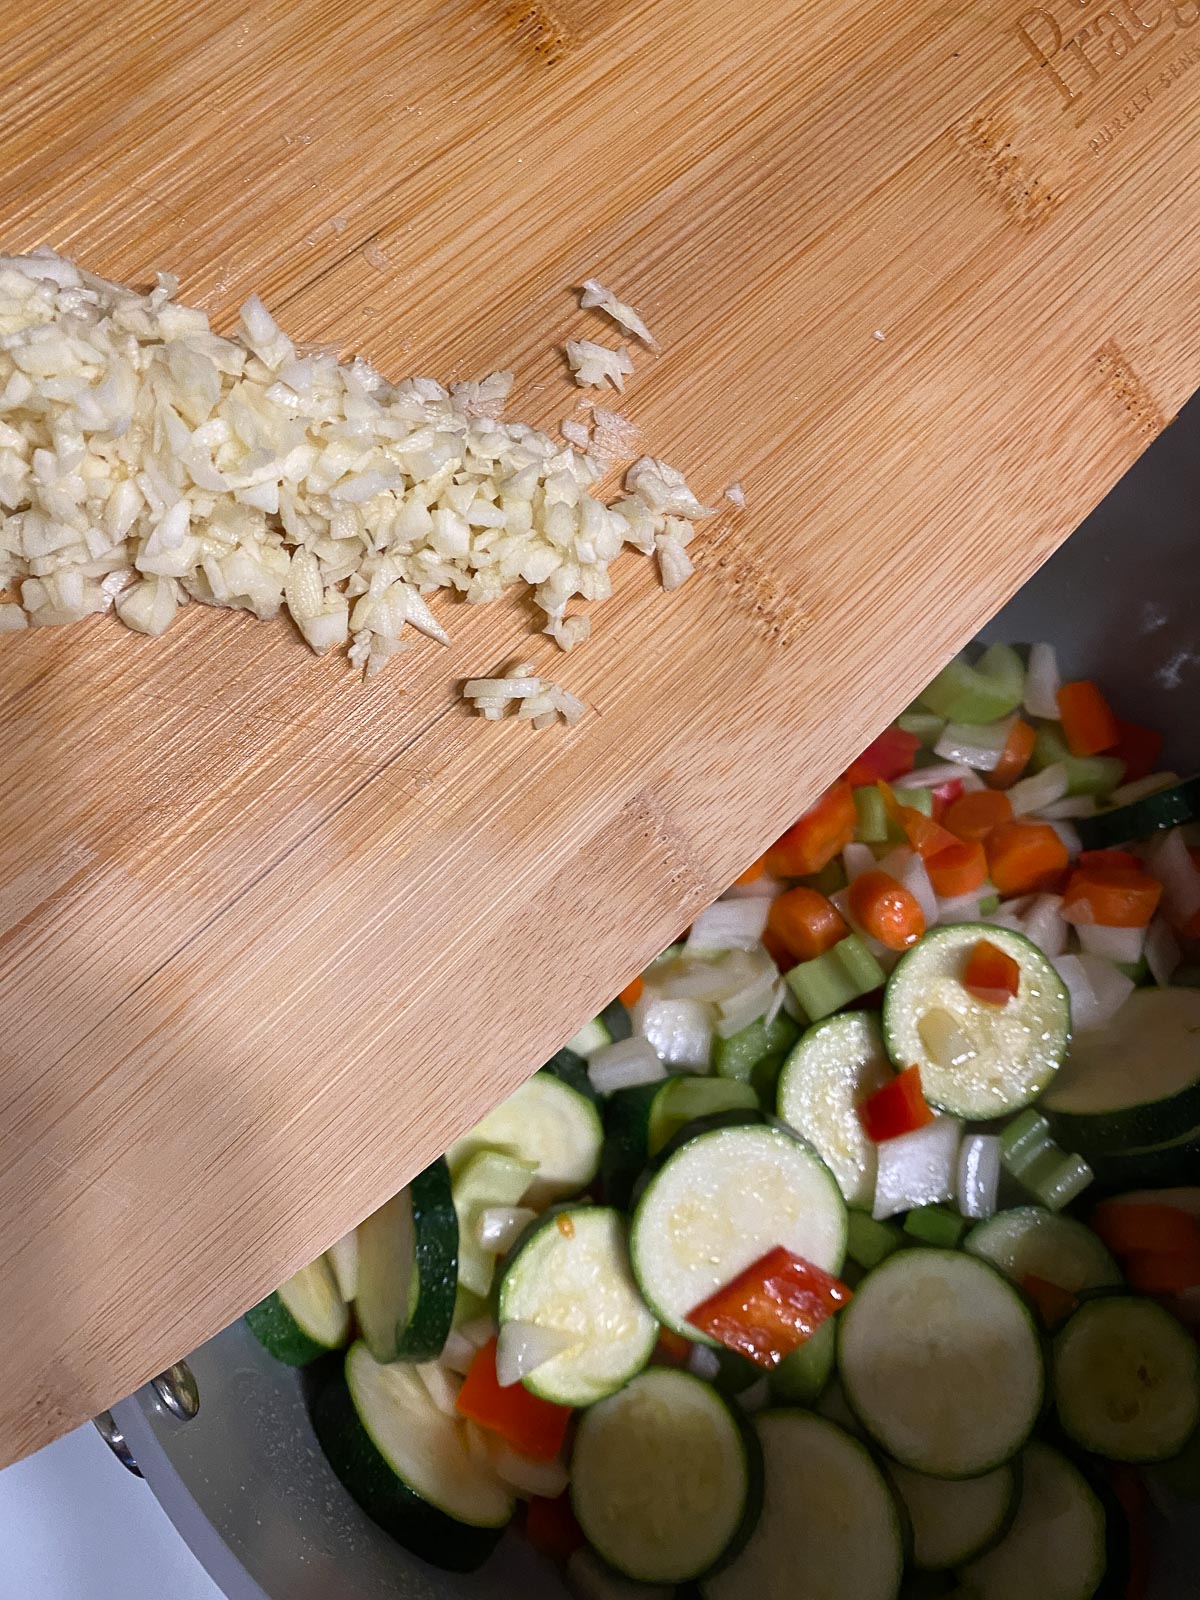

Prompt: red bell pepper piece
xmin=858 ymin=1064 xmax=934 ymax=1142
xmin=524 ymin=1494 xmax=586 ymax=1563
xmin=1110 ymin=719 xmax=1164 ymax=785
xmin=1108 ymin=1466 xmax=1151 ymax=1600
xmin=963 ymin=938 xmax=1021 ymax=1006
xmin=1020 ymin=1273 xmax=1078 ymax=1331
xmin=844 ymin=727 xmax=920 ymax=787
xmin=930 ymin=777 xmax=964 ymax=821
xmin=652 ymin=1327 xmax=694 ymax=1368
xmin=685 ymin=1246 xmax=852 ymax=1370
xmin=455 ymin=1338 xmax=573 ymax=1462
xmin=1078 ymin=849 xmax=1142 ymax=872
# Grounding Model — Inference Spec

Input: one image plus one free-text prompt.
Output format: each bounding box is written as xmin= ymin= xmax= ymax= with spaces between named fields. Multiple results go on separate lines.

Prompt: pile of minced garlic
xmin=0 ymin=249 xmax=722 ymax=691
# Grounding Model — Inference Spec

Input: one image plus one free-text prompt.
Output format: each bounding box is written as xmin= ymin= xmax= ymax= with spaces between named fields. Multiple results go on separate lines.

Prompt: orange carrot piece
xmin=944 ymin=789 xmax=1013 ymax=843
xmin=926 ymin=838 xmax=988 ymax=898
xmin=1057 ymin=680 xmax=1120 ymax=757
xmin=524 ymin=1494 xmax=586 ymax=1563
xmin=767 ymin=886 xmax=849 ymax=964
xmin=1061 ymin=865 xmax=1162 ymax=929
xmin=987 ymin=717 xmax=1037 ymax=789
xmin=848 ymin=870 xmax=926 ymax=951
xmin=1021 ymin=1273 xmax=1078 ymax=1331
xmin=986 ymin=821 xmax=1069 ymax=896
xmin=899 ymin=806 xmax=959 ymax=860
xmin=651 ymin=1327 xmax=694 ymax=1368
xmin=765 ymin=782 xmax=857 ymax=878
xmin=618 ymin=975 xmax=644 ymax=1008
xmin=1091 ymin=1201 xmax=1200 ymax=1258
xmin=734 ymin=856 xmax=768 ymax=886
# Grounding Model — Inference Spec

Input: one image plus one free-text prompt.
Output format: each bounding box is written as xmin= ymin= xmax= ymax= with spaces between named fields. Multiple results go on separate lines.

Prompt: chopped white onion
xmin=724 ymin=481 xmax=746 ymax=508
xmin=655 ymin=949 xmax=763 ymax=1003
xmin=1046 ymin=819 xmax=1082 ymax=859
xmin=1008 ymin=763 xmax=1069 ymax=816
xmin=878 ymin=846 xmax=938 ymax=929
xmin=737 ymin=1378 xmax=771 ymax=1413
xmin=720 ymin=872 xmax=783 ymax=901
xmin=1040 ymin=795 xmax=1098 ymax=820
xmin=439 ymin=1328 xmax=479 ymax=1376
xmin=841 ymin=842 xmax=878 ymax=882
xmin=715 ymin=962 xmax=779 ymax=1037
xmin=1020 ymin=893 xmax=1069 ymax=959
xmin=476 ymin=1205 xmax=538 ymax=1253
xmin=1077 ymin=923 xmax=1146 ymax=964
xmin=686 ymin=898 xmax=771 ymax=954
xmin=1052 ymin=953 xmax=1135 ymax=1033
xmin=633 ymin=996 xmax=714 ymax=1073
xmin=487 ymin=1435 xmax=570 ymax=1498
xmin=894 ymin=761 xmax=984 ymax=793
xmin=934 ymin=718 xmax=1015 ymax=773
xmin=457 ymin=1315 xmax=496 ymax=1351
xmin=1024 ymin=642 xmax=1061 ymax=720
xmin=416 ymin=1362 xmax=462 ymax=1416
xmin=873 ymin=1117 xmax=963 ymax=1220
xmin=464 ymin=675 xmax=541 ymax=700
xmin=957 ymin=1134 xmax=1001 ymax=1220
xmin=687 ymin=1345 xmax=721 ymax=1381
xmin=495 ymin=1321 xmax=575 ymax=1387
xmin=1145 ymin=916 xmax=1182 ymax=988
xmin=763 ymin=976 xmax=788 ymax=1029
xmin=587 ymin=1036 xmax=668 ymax=1093
xmin=1111 ymin=772 xmax=1181 ymax=807
xmin=1146 ymin=827 xmax=1200 ymax=926
xmin=937 ymin=890 xmax=982 ymax=924
xmin=564 ymin=337 xmax=634 ymax=392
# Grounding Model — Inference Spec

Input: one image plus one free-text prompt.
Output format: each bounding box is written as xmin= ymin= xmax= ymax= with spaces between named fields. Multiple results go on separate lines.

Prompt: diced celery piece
xmin=837 ymin=933 xmax=888 ymax=995
xmin=647 ymin=1077 xmax=759 ymax=1155
xmin=904 ymin=1205 xmax=969 ymax=1248
xmin=786 ymin=935 xmax=885 ymax=1021
xmin=768 ymin=1317 xmax=837 ymax=1405
xmin=804 ymin=859 xmax=848 ymax=897
xmin=999 ymin=1109 xmax=1053 ymax=1177
xmin=978 ymin=893 xmax=1001 ymax=916
xmin=902 ymin=787 xmax=934 ymax=817
xmin=1115 ymin=957 xmax=1150 ymax=985
xmin=1021 ymin=1149 xmax=1094 ymax=1211
xmin=1031 ymin=726 xmax=1124 ymax=797
xmin=713 ymin=1011 xmax=801 ymax=1096
xmin=920 ymin=646 xmax=1024 ymax=723
xmin=897 ymin=710 xmax=946 ymax=745
xmin=853 ymin=785 xmax=890 ymax=844
xmin=847 ymin=1211 xmax=904 ymax=1270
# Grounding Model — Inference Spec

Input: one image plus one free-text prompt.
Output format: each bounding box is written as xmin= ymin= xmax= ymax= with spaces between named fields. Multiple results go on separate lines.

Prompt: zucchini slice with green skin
xmin=538 ymin=1047 xmax=598 ymax=1104
xmin=704 ymin=1411 xmax=904 ymax=1600
xmin=447 ymin=1072 xmax=603 ymax=1205
xmin=314 ymin=1342 xmax=512 ymax=1572
xmin=713 ymin=1011 xmax=802 ymax=1097
xmin=571 ymin=1368 xmax=761 ymax=1584
xmin=1052 ymin=1295 xmax=1200 ymax=1463
xmin=1042 ymin=988 xmax=1200 ymax=1157
xmin=964 ymin=1207 xmax=1121 ymax=1295
xmin=452 ymin=1149 xmax=537 ymax=1298
xmin=566 ymin=1000 xmax=631 ymax=1058
xmin=498 ymin=1206 xmax=657 ymax=1407
xmin=1076 ymin=774 xmax=1200 ymax=850
xmin=957 ymin=1442 xmax=1108 ymax=1600
xmin=630 ymin=1121 xmax=847 ymax=1342
xmin=355 ymin=1159 xmax=458 ymax=1364
xmin=776 ymin=1012 xmax=893 ymax=1208
xmin=767 ymin=1316 xmax=837 ymax=1406
xmin=838 ymin=1250 xmax=1043 ymax=1478
xmin=1087 ymin=1125 xmax=1200 ymax=1196
xmin=603 ymin=1078 xmax=760 ymax=1208
xmin=882 ymin=924 xmax=1069 ymax=1120
xmin=887 ymin=1459 xmax=1018 ymax=1572
xmin=244 ymin=1254 xmax=350 ymax=1367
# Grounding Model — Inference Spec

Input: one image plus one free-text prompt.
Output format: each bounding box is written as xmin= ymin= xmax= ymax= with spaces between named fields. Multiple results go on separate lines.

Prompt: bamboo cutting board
xmin=2 ymin=0 xmax=1200 ymax=1466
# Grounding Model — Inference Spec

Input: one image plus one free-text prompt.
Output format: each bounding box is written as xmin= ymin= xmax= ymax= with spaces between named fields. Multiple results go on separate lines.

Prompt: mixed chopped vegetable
xmin=245 ymin=640 xmax=1200 ymax=1599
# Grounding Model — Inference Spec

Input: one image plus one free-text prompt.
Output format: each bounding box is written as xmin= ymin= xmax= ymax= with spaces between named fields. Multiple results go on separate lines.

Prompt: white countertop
xmin=0 ymin=1423 xmax=224 ymax=1599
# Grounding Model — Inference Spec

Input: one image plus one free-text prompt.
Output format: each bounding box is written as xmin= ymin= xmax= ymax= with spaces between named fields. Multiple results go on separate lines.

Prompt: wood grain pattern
xmin=2 ymin=0 xmax=1199 ymax=1464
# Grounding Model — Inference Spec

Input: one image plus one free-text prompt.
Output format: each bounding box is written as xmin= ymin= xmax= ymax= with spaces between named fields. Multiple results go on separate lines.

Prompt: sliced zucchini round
xmin=570 ymin=1368 xmax=760 ymax=1584
xmin=776 ymin=1012 xmax=892 ymax=1209
xmin=1053 ymin=1294 xmax=1200 ymax=1463
xmin=498 ymin=1206 xmax=657 ymax=1407
xmin=1087 ymin=1124 xmax=1200 ymax=1196
xmin=887 ymin=1458 xmax=1018 ymax=1571
xmin=768 ymin=1315 xmax=837 ymax=1406
xmin=603 ymin=1077 xmax=760 ymax=1209
xmin=355 ymin=1158 xmax=458 ymax=1364
xmin=964 ymin=1207 xmax=1121 ymax=1295
xmin=538 ymin=1046 xmax=598 ymax=1104
xmin=1076 ymin=774 xmax=1200 ymax=850
xmin=447 ymin=1071 xmax=603 ymax=1205
xmin=838 ymin=1250 xmax=1043 ymax=1478
xmin=630 ymin=1122 xmax=847 ymax=1341
xmin=704 ymin=1411 xmax=904 ymax=1600
xmin=1042 ymin=988 xmax=1200 ymax=1157
xmin=315 ymin=1342 xmax=513 ymax=1572
xmin=882 ymin=924 xmax=1069 ymax=1120
xmin=244 ymin=1254 xmax=349 ymax=1367
xmin=957 ymin=1442 xmax=1107 ymax=1600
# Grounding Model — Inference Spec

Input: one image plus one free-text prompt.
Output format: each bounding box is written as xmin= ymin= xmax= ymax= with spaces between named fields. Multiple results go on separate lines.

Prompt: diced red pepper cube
xmin=685 ymin=1246 xmax=852 ymax=1370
